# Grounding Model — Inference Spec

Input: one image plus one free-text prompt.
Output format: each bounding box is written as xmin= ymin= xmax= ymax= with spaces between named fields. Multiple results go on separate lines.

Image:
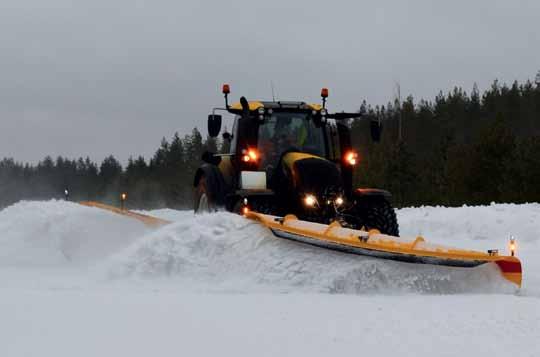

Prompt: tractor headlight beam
xmin=304 ymin=194 xmax=318 ymax=207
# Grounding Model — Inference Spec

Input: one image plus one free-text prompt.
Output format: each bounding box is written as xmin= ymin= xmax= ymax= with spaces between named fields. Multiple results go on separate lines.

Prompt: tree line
xmin=0 ymin=130 xmax=216 ymax=210
xmin=352 ymin=75 xmax=540 ymax=206
xmin=1 ymin=75 xmax=539 ymax=209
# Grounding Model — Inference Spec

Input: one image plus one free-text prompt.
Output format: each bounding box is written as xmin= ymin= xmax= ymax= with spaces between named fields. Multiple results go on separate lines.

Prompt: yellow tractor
xmin=194 ymin=85 xmax=399 ymax=236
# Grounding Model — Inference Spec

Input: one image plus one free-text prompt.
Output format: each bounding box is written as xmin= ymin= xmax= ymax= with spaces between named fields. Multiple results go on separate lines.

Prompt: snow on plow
xmin=79 ymin=201 xmax=522 ymax=289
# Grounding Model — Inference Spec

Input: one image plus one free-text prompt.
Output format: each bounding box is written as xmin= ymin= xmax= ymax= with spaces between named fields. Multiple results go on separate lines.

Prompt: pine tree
xmin=383 ymin=141 xmax=417 ymax=206
xmin=467 ymin=113 xmax=516 ymax=203
xmin=204 ymin=136 xmax=218 ymax=153
xmin=150 ymin=137 xmax=169 ymax=170
xmin=100 ymin=155 xmax=122 ymax=184
xmin=184 ymin=128 xmax=203 ymax=173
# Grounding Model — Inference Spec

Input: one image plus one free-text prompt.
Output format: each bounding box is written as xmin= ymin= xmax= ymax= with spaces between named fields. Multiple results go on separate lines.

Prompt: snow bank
xmin=0 ymin=200 xmax=534 ymax=294
xmin=0 ymin=200 xmax=148 ymax=266
xmin=398 ymin=203 xmax=540 ymax=296
xmin=398 ymin=203 xmax=540 ymax=247
xmin=106 ymin=211 xmax=514 ymax=294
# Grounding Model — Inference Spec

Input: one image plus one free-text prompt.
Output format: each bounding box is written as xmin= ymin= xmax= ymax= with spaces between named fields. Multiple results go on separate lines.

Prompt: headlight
xmin=304 ymin=194 xmax=317 ymax=207
xmin=335 ymin=197 xmax=344 ymax=206
xmin=320 ymin=108 xmax=327 ymax=116
xmin=242 ymin=148 xmax=259 ymax=162
xmin=258 ymin=107 xmax=265 ymax=120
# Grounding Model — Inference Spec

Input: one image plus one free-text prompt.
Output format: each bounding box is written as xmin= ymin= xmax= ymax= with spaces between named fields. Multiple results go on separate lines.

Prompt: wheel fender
xmin=193 ymin=164 xmax=227 ymax=206
xmin=353 ymin=188 xmax=392 ymax=199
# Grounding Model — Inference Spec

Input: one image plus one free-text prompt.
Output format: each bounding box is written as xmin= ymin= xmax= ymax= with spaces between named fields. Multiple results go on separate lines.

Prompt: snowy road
xmin=0 ymin=201 xmax=538 ymax=357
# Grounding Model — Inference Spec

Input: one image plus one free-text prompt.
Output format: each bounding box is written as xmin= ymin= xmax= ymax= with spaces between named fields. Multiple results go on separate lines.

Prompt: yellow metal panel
xmin=282 ymin=152 xmax=327 ymax=168
xmin=229 ymin=101 xmax=264 ymax=111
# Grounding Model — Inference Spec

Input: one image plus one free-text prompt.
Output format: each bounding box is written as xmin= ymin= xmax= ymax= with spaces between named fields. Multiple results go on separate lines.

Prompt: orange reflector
xmin=321 ymin=87 xmax=329 ymax=98
xmin=222 ymin=84 xmax=230 ymax=94
xmin=242 ymin=206 xmax=249 ymax=215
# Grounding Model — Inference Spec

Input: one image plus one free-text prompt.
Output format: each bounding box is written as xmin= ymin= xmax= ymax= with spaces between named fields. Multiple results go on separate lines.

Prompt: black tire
xmin=350 ymin=197 xmax=400 ymax=236
xmin=194 ymin=175 xmax=214 ymax=214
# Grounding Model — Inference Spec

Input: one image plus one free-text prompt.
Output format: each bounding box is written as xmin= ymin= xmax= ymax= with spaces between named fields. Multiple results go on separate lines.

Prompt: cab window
xmin=257 ymin=113 xmax=325 ymax=170
xmin=229 ymin=117 xmax=239 ymax=154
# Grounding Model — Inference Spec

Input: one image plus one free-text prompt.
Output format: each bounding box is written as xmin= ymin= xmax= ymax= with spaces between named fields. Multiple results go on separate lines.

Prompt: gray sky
xmin=1 ymin=0 xmax=539 ymax=164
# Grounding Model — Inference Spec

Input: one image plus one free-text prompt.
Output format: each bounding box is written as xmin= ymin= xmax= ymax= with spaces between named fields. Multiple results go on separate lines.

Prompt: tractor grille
xmin=293 ymin=158 xmax=342 ymax=195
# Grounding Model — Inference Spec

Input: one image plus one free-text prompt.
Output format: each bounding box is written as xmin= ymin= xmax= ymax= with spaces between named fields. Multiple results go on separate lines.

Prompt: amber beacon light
xmin=321 ymin=87 xmax=329 ymax=98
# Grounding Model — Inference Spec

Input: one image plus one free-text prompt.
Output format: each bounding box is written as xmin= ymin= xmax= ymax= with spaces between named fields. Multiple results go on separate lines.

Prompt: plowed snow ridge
xmin=0 ymin=200 xmax=149 ymax=266
xmin=1 ymin=200 xmax=539 ymax=295
xmin=107 ymin=212 xmax=511 ymax=294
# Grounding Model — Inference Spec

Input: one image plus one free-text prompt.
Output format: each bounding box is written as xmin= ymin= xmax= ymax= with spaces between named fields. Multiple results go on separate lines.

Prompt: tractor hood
xmin=281 ymin=152 xmax=342 ymax=195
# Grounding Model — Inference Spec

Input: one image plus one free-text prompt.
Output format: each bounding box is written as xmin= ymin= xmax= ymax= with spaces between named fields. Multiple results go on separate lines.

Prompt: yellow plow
xmin=79 ymin=201 xmax=522 ymax=288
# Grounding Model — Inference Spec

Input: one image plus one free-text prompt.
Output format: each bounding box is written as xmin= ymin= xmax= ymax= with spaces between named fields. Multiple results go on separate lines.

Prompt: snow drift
xmin=1 ymin=200 xmax=536 ymax=295
xmin=0 ymin=200 xmax=149 ymax=266
xmin=106 ymin=211 xmax=514 ymax=294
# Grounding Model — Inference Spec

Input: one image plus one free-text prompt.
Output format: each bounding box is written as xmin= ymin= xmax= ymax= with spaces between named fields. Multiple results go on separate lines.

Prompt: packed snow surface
xmin=1 ymin=200 xmax=539 ymax=357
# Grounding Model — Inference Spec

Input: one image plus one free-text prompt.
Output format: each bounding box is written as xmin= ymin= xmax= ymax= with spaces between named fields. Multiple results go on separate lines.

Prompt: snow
xmin=398 ymin=203 xmax=540 ymax=297
xmin=133 ymin=208 xmax=193 ymax=222
xmin=106 ymin=212 xmax=512 ymax=294
xmin=0 ymin=200 xmax=149 ymax=266
xmin=0 ymin=200 xmax=539 ymax=357
xmin=2 ymin=292 xmax=538 ymax=357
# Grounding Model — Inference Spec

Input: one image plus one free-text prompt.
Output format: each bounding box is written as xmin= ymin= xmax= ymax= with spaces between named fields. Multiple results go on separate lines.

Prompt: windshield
xmin=257 ymin=112 xmax=325 ymax=170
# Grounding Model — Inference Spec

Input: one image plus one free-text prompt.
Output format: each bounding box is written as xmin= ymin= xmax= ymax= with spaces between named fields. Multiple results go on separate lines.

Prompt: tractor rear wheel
xmin=350 ymin=197 xmax=399 ymax=236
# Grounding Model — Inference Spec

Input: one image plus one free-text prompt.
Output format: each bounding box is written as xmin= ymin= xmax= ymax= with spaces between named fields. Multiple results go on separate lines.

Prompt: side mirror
xmin=370 ymin=119 xmax=382 ymax=142
xmin=208 ymin=114 xmax=222 ymax=138
xmin=222 ymin=132 xmax=232 ymax=141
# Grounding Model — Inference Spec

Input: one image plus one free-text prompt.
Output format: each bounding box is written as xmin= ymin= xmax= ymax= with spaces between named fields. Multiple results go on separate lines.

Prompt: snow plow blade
xmin=79 ymin=201 xmax=172 ymax=228
xmin=245 ymin=211 xmax=523 ymax=288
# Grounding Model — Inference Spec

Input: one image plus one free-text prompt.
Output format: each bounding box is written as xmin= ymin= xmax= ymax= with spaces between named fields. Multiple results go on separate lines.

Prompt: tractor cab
xmin=222 ymin=103 xmax=332 ymax=182
xmin=204 ymin=85 xmax=373 ymax=191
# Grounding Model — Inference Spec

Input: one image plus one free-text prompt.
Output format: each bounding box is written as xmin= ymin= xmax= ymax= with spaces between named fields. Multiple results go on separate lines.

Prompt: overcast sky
xmin=1 ymin=0 xmax=539 ymax=164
